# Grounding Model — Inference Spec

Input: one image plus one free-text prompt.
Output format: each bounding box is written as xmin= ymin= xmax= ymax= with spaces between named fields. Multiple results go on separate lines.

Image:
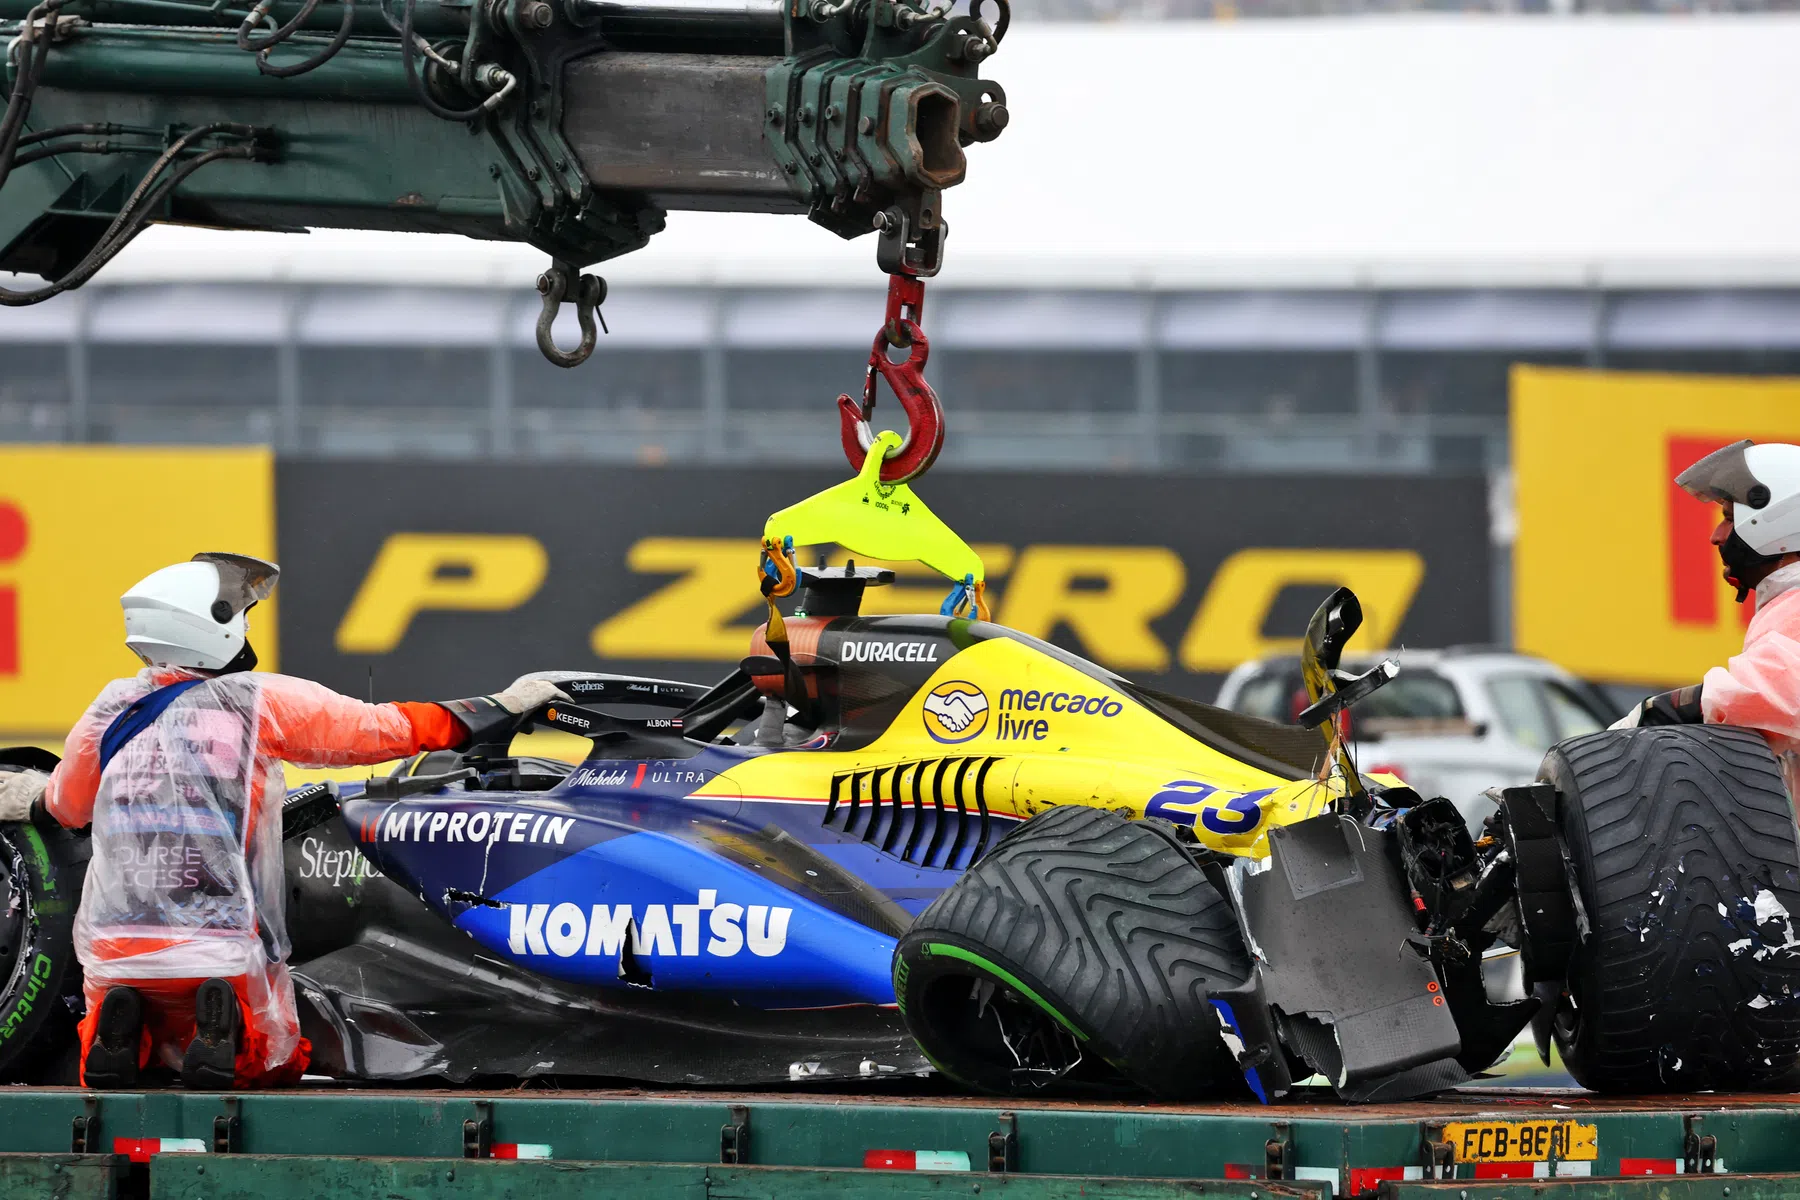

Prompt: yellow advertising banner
xmin=1512 ymin=367 xmax=1800 ymax=685
xmin=0 ymin=447 xmax=276 ymax=738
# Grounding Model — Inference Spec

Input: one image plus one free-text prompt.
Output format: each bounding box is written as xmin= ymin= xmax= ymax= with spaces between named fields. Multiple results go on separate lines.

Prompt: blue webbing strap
xmin=96 ymin=679 xmax=206 ymax=775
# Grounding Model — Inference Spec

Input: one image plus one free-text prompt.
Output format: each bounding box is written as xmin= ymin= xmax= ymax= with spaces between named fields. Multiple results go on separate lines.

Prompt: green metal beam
xmin=145 ymin=1156 xmax=1328 ymax=1200
xmin=33 ymin=31 xmax=418 ymax=101
xmin=0 ymin=1152 xmax=126 ymax=1199
xmin=6 ymin=1088 xmax=1800 ymax=1195
xmin=0 ymin=0 xmax=469 ymax=35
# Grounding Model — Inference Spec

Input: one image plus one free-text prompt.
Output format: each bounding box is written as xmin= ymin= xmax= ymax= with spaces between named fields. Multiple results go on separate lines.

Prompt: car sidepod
xmin=345 ymin=789 xmax=900 ymax=1009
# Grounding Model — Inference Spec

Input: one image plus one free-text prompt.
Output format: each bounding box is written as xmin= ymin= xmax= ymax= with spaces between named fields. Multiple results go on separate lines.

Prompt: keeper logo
xmin=545 ymin=707 xmax=591 ymax=731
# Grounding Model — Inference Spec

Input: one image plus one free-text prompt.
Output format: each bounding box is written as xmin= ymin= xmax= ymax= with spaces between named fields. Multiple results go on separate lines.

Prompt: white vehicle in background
xmin=1215 ymin=647 xmax=1629 ymax=830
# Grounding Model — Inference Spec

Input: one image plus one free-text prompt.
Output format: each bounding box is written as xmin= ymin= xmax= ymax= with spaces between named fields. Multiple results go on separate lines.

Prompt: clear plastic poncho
xmin=72 ymin=669 xmax=294 ymax=1070
xmin=52 ymin=666 xmax=434 ymax=1074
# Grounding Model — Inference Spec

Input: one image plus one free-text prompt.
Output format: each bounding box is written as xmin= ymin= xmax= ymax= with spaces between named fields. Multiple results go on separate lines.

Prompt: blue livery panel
xmin=341 ymin=754 xmax=917 ymax=1009
xmin=456 ymin=830 xmax=895 ymax=1006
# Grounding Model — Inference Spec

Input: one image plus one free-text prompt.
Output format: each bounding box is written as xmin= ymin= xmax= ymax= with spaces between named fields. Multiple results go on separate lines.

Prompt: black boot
xmin=82 ymin=986 xmax=143 ymax=1089
xmin=181 ymin=978 xmax=242 ymax=1090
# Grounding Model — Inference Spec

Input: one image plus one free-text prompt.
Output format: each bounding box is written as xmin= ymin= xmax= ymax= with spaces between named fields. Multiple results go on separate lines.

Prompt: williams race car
xmin=0 ymin=562 xmax=1352 ymax=1087
xmin=4 ymin=573 xmax=1798 ymax=1100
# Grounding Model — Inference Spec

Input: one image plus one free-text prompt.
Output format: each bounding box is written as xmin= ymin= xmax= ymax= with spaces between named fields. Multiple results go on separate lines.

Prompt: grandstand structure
xmin=5 ymin=18 xmax=1800 ymax=473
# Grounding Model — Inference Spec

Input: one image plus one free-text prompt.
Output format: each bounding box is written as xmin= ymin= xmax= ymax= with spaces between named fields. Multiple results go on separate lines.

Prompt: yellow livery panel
xmin=709 ymin=635 xmax=1345 ymax=859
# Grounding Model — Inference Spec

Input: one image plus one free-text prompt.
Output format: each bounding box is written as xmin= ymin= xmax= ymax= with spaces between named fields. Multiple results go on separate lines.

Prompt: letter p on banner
xmin=336 ymin=534 xmax=548 ymax=654
xmin=1511 ymin=367 xmax=1800 ymax=686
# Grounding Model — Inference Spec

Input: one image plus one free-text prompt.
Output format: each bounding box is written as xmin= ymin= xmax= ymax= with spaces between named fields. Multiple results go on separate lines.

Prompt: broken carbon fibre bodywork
xmin=1207 ymin=813 xmax=1467 ymax=1103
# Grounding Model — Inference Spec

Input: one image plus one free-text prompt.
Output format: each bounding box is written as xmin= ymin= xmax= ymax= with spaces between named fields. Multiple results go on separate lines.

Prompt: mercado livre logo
xmin=922 ymin=680 xmax=989 ymax=743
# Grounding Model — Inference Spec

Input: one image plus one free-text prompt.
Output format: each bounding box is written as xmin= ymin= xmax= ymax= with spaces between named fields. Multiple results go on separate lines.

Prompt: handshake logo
xmin=923 ymin=680 xmax=990 ymax=744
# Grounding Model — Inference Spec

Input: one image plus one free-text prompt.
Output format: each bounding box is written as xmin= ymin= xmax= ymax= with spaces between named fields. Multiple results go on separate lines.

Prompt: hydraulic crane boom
xmin=0 ymin=0 xmax=1009 ymax=363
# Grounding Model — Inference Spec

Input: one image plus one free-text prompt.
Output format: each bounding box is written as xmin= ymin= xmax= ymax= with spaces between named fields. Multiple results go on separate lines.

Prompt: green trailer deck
xmin=0 ymin=1085 xmax=1793 ymax=1199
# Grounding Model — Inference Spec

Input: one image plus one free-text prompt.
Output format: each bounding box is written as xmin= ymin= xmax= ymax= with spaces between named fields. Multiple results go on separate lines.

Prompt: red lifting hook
xmin=838 ymin=274 xmax=945 ymax=484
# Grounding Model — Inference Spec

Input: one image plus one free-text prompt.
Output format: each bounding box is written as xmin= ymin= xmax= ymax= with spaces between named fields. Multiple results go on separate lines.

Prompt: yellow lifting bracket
xmin=760 ymin=430 xmax=990 ymax=622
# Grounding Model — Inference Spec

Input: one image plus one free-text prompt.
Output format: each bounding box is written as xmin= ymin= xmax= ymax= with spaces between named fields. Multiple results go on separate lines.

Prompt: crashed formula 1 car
xmin=4 ymin=568 xmax=1798 ymax=1097
xmin=0 ymin=563 xmax=1363 ymax=1088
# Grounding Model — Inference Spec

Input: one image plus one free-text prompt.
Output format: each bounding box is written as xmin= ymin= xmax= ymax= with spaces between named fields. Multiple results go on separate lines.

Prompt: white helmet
xmin=1677 ymin=440 xmax=1800 ymax=556
xmin=121 ymin=553 xmax=280 ymax=671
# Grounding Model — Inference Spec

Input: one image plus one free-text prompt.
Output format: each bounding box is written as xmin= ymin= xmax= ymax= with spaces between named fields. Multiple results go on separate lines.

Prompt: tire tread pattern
xmin=896 ymin=805 xmax=1249 ymax=1098
xmin=1547 ymin=725 xmax=1800 ymax=1092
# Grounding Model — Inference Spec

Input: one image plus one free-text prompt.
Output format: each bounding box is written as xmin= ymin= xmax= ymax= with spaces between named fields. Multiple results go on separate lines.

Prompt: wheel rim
xmin=916 ymin=970 xmax=1091 ymax=1088
xmin=1552 ymin=988 xmax=1583 ymax=1064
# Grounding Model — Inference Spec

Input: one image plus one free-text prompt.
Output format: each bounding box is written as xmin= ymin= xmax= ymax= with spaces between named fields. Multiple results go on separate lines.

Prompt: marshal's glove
xmin=489 ymin=678 xmax=574 ymax=715
xmin=0 ymin=769 xmax=49 ymax=824
xmin=1611 ymin=684 xmax=1704 ymax=730
xmin=440 ymin=679 xmax=574 ymax=751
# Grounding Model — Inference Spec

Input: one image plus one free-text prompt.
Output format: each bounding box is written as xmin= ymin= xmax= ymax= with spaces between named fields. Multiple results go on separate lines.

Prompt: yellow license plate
xmin=1441 ymin=1120 xmax=1598 ymax=1163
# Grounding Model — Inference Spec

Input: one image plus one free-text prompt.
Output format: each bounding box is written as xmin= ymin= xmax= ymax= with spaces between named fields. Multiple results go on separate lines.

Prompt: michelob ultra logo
xmin=922 ymin=680 xmax=989 ymax=743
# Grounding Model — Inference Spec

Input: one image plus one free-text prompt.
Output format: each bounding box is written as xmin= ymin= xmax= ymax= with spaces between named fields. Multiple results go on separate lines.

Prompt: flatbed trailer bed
xmin=0 ymin=1084 xmax=1792 ymax=1199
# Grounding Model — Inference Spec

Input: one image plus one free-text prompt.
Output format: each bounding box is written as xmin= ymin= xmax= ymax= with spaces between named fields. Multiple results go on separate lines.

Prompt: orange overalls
xmin=45 ymin=667 xmax=463 ymax=1086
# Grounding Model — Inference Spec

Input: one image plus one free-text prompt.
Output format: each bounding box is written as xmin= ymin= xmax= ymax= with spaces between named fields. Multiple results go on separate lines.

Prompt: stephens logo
xmin=507 ymin=889 xmax=791 ymax=960
xmin=923 ymin=680 xmax=989 ymax=743
xmin=298 ymin=836 xmax=382 ymax=887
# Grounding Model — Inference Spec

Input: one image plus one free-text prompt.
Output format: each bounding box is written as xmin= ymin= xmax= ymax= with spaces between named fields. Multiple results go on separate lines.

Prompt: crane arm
xmin=0 ymin=0 xmax=1009 ymax=361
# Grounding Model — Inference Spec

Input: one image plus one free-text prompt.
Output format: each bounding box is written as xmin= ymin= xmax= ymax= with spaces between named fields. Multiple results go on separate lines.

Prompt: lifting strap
xmin=763 ymin=430 xmax=989 ymax=620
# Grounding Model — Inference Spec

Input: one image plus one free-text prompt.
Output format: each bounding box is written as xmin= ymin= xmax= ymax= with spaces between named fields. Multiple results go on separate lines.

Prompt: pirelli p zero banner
xmin=273 ymin=462 xmax=1492 ymax=704
xmin=1512 ymin=366 xmax=1800 ymax=687
xmin=0 ymin=447 xmax=278 ymax=738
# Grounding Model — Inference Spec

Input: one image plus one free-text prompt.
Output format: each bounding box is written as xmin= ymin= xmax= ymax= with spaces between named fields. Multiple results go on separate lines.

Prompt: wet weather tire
xmin=893 ymin=805 xmax=1251 ymax=1099
xmin=1544 ymin=725 xmax=1800 ymax=1093
xmin=0 ymin=819 xmax=86 ymax=1083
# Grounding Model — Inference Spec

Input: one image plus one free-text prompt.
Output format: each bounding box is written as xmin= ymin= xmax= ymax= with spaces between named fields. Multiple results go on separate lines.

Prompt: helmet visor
xmin=192 ymin=552 xmax=280 ymax=619
xmin=1676 ymin=439 xmax=1766 ymax=508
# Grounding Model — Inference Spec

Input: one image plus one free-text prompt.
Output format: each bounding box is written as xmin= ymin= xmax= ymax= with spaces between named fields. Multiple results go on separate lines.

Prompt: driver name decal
xmin=506 ymin=889 xmax=792 ymax=959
